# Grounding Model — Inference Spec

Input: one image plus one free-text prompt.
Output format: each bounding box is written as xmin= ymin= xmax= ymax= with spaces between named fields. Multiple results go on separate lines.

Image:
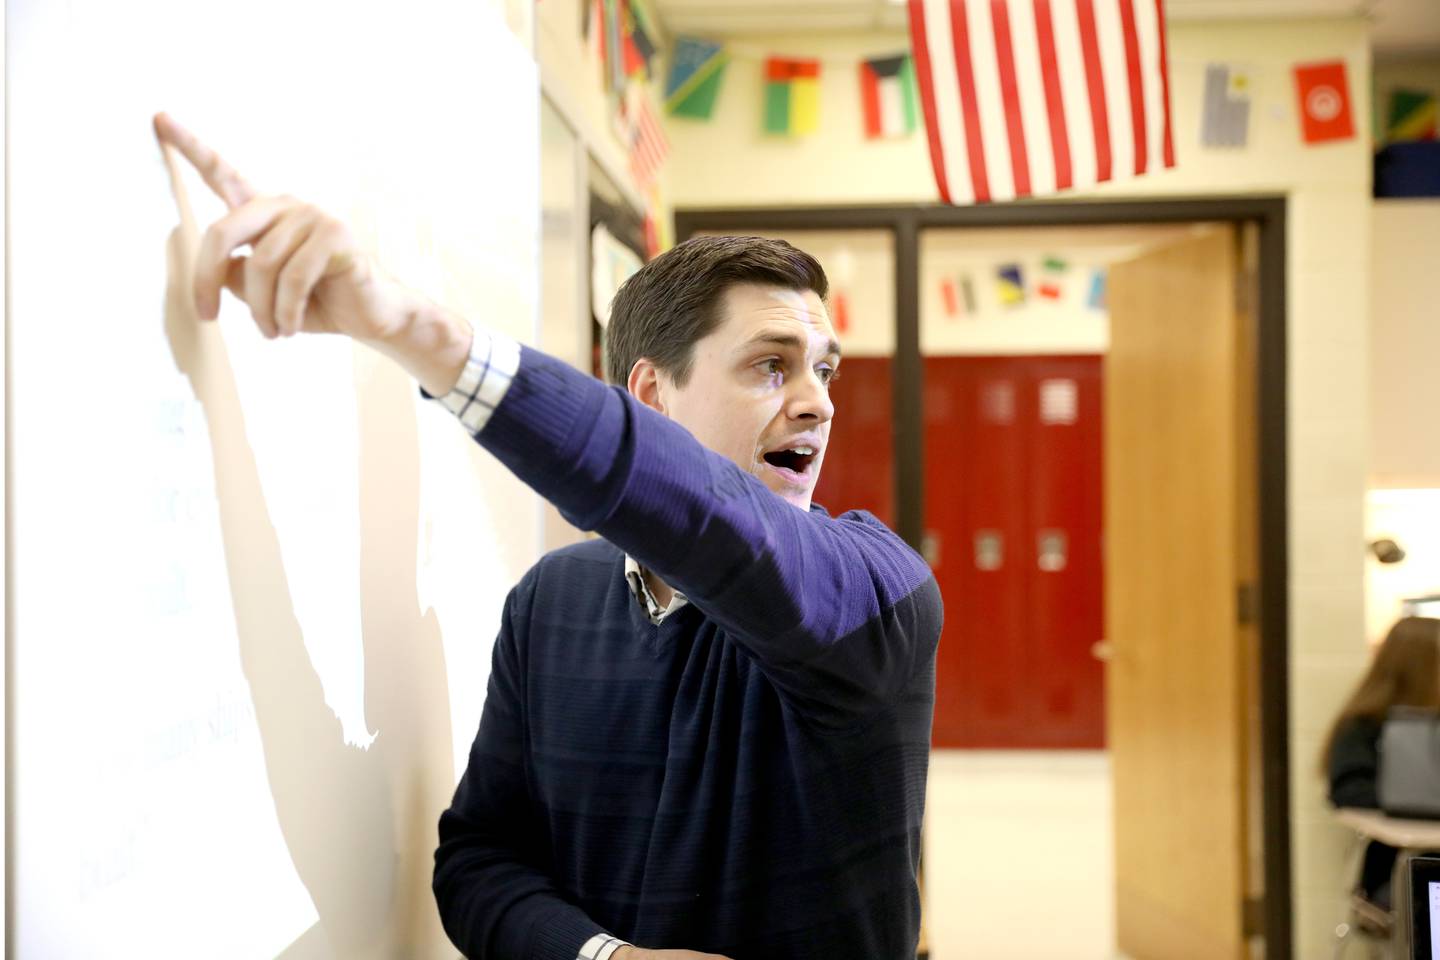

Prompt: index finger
xmin=152 ymin=112 xmax=257 ymax=209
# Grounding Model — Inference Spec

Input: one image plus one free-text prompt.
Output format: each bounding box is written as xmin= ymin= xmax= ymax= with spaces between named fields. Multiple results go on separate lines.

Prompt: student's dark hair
xmin=1318 ymin=616 xmax=1440 ymax=774
xmin=603 ymin=235 xmax=829 ymax=387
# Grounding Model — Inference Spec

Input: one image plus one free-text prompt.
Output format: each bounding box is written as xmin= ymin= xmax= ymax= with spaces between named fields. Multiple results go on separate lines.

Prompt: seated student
xmin=1322 ymin=616 xmax=1440 ymax=911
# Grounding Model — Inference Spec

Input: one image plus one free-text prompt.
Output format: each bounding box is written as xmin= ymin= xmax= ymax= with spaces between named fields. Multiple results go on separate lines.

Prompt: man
xmin=154 ymin=113 xmax=941 ymax=960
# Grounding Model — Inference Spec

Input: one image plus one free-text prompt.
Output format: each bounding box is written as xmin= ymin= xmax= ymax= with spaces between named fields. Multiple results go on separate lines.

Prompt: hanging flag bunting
xmin=860 ymin=54 xmax=919 ymax=139
xmin=625 ymin=83 xmax=670 ymax=190
xmin=1087 ymin=269 xmax=1107 ymax=311
xmin=941 ymin=277 xmax=960 ymax=317
xmin=940 ymin=274 xmax=977 ymax=318
xmin=1201 ymin=63 xmax=1251 ymax=148
xmin=764 ymin=57 xmax=821 ymax=136
xmin=907 ymin=0 xmax=1176 ymax=204
xmin=628 ymin=0 xmax=660 ymax=75
xmin=601 ymin=0 xmax=625 ymax=93
xmin=1294 ymin=60 xmax=1354 ymax=145
xmin=997 ymin=264 xmax=1025 ymax=306
xmin=1037 ymin=255 xmax=1067 ymax=300
xmin=832 ymin=291 xmax=851 ymax=333
xmin=622 ymin=0 xmax=658 ymax=79
xmin=1386 ymin=89 xmax=1437 ymax=143
xmin=667 ymin=38 xmax=730 ymax=119
xmin=958 ymin=272 xmax=977 ymax=313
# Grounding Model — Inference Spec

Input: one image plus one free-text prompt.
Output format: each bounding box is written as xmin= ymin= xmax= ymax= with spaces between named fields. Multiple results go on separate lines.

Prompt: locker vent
xmin=1040 ymin=379 xmax=1078 ymax=424
xmin=981 ymin=381 xmax=1015 ymax=423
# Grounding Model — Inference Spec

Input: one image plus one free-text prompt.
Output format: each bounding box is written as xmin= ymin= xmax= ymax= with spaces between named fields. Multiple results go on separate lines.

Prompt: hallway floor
xmin=923 ymin=750 xmax=1122 ymax=960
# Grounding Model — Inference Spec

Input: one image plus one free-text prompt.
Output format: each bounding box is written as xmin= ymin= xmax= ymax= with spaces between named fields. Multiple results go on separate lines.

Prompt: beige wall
xmin=665 ymin=18 xmax=1373 ymax=957
xmin=1365 ymin=199 xmax=1440 ymax=661
xmin=1371 ymin=201 xmax=1440 ymax=488
xmin=1366 ymin=488 xmax=1440 ymax=642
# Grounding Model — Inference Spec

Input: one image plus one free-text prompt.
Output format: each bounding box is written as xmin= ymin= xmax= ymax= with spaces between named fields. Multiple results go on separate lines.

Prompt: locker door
xmin=1024 ymin=357 xmax=1105 ymax=748
xmin=927 ymin=357 xmax=1029 ymax=747
xmin=812 ymin=357 xmax=894 ymax=527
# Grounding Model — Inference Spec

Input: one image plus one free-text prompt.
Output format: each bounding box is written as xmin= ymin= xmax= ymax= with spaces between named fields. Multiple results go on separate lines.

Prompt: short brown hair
xmin=603 ymin=235 xmax=829 ymax=387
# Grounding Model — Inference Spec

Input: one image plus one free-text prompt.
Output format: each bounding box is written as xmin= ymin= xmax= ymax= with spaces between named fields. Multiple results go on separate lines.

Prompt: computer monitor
xmin=1413 ymin=856 xmax=1440 ymax=960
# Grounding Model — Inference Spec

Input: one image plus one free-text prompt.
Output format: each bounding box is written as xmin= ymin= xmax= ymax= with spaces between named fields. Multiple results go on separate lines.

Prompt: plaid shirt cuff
xmin=577 ymin=933 xmax=629 ymax=960
xmin=431 ymin=328 xmax=522 ymax=437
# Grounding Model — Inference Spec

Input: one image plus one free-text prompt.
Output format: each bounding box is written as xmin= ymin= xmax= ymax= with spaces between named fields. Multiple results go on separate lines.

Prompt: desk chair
xmin=1333 ymin=832 xmax=1394 ymax=960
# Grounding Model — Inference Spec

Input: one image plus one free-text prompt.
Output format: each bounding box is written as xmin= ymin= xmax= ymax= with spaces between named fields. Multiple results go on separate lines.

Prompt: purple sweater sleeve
xmin=475 ymin=346 xmax=942 ymax=719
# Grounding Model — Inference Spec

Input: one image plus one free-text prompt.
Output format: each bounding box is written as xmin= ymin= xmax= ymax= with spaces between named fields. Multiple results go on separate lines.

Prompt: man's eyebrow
xmin=738 ymin=330 xmax=842 ymax=359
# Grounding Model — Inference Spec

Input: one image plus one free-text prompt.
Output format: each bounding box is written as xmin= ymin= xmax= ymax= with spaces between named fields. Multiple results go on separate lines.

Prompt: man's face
xmin=651 ymin=283 xmax=840 ymax=510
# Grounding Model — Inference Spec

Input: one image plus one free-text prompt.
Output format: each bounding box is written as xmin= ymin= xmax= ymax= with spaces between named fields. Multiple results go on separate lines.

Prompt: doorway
xmin=676 ymin=199 xmax=1290 ymax=959
xmin=925 ymin=353 xmax=1104 ymax=750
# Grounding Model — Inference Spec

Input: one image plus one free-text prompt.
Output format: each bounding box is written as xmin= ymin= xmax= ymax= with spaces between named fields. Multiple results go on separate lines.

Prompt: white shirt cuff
xmin=577 ymin=932 xmax=629 ymax=960
xmin=432 ymin=328 xmax=521 ymax=436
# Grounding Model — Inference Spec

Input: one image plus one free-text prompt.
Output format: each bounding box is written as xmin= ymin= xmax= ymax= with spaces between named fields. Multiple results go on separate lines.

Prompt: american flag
xmin=907 ymin=0 xmax=1174 ymax=204
xmin=627 ymin=85 xmax=670 ymax=191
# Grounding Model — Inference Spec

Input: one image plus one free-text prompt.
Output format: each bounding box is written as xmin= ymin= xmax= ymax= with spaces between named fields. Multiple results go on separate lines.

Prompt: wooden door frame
xmin=676 ymin=197 xmax=1291 ymax=959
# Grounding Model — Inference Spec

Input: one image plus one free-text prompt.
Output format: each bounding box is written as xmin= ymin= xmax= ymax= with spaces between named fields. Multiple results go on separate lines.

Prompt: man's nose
xmin=787 ymin=369 xmax=835 ymax=423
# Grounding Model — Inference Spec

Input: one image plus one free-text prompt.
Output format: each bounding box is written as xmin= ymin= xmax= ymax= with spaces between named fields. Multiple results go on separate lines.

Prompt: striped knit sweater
xmin=432 ymin=344 xmax=943 ymax=960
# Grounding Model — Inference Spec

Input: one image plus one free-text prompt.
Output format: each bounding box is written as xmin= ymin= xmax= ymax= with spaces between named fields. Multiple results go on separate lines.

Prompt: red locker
xmin=926 ymin=356 xmax=1105 ymax=749
xmin=812 ymin=357 xmax=894 ymax=528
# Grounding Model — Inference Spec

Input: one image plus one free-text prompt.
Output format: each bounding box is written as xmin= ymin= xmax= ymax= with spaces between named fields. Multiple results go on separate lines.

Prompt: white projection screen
xmin=8 ymin=0 xmax=542 ymax=956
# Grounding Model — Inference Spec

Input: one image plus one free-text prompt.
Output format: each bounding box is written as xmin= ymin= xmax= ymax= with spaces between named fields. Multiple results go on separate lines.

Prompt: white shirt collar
xmin=623 ymin=555 xmax=688 ymax=625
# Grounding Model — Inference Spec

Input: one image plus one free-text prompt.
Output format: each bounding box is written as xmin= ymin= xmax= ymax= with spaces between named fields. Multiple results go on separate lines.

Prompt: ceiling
xmin=648 ymin=0 xmax=1440 ymax=57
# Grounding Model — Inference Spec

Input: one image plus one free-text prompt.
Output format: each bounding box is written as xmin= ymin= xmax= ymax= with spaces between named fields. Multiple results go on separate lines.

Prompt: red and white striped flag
xmin=907 ymin=0 xmax=1174 ymax=204
xmin=626 ymin=85 xmax=670 ymax=190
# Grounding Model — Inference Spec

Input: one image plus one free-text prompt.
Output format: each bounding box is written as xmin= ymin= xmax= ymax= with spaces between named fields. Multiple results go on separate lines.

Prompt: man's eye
xmin=761 ymin=359 xmax=784 ymax=377
xmin=818 ymin=366 xmax=839 ymax=386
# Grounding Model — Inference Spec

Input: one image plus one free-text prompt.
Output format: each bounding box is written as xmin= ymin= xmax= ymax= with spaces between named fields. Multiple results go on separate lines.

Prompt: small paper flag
xmin=1294 ymin=60 xmax=1354 ymax=145
xmin=1087 ymin=270 xmax=1107 ymax=311
xmin=1037 ymin=256 xmax=1067 ymax=301
xmin=832 ymin=290 xmax=850 ymax=333
xmin=860 ymin=54 xmax=918 ymax=140
xmin=623 ymin=15 xmax=657 ymax=80
xmin=625 ymin=82 xmax=669 ymax=191
xmin=666 ymin=37 xmax=729 ymax=119
xmin=1387 ymin=89 xmax=1438 ymax=143
xmin=600 ymin=0 xmax=624 ymax=93
xmin=941 ymin=274 xmax=978 ymax=319
xmin=997 ymin=264 xmax=1025 ymax=307
xmin=1201 ymin=63 xmax=1251 ymax=148
xmin=958 ymin=273 xmax=977 ymax=314
xmin=764 ymin=57 xmax=821 ymax=136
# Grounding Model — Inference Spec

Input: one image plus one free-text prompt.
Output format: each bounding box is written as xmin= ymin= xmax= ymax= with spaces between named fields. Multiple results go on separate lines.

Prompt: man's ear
xmin=627 ymin=358 xmax=668 ymax=416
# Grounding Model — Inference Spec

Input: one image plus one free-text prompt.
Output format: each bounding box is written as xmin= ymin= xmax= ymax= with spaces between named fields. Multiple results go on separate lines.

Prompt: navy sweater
xmin=433 ymin=346 xmax=943 ymax=959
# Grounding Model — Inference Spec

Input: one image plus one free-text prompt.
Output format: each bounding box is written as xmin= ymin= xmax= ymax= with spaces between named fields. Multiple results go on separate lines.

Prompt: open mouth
xmin=762 ymin=445 xmax=818 ymax=476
